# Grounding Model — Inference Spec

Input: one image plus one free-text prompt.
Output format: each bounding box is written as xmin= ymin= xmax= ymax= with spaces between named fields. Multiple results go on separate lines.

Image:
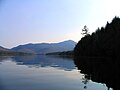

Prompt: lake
xmin=0 ymin=55 xmax=109 ymax=90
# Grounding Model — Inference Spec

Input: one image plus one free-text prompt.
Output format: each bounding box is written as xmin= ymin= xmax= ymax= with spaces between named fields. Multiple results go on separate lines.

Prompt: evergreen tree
xmin=81 ymin=25 xmax=89 ymax=37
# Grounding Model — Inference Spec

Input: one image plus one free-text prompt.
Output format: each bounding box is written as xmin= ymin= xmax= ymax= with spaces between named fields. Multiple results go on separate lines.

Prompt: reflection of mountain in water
xmin=12 ymin=55 xmax=75 ymax=71
xmin=74 ymin=57 xmax=120 ymax=90
xmin=0 ymin=56 xmax=13 ymax=62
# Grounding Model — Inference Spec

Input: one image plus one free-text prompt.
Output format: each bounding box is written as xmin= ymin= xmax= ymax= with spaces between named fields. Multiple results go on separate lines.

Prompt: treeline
xmin=0 ymin=50 xmax=32 ymax=56
xmin=74 ymin=17 xmax=120 ymax=90
xmin=74 ymin=16 xmax=120 ymax=58
xmin=46 ymin=51 xmax=74 ymax=56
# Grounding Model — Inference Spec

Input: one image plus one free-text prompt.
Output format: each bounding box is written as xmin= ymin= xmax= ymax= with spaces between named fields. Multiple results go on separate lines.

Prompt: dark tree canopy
xmin=74 ymin=16 xmax=120 ymax=58
xmin=74 ymin=16 xmax=120 ymax=90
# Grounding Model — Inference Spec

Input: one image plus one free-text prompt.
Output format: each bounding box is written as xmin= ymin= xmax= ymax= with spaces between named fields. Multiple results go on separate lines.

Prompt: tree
xmin=81 ymin=25 xmax=89 ymax=37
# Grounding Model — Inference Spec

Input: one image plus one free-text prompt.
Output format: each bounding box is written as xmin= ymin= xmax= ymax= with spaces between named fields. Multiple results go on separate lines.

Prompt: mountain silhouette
xmin=0 ymin=46 xmax=10 ymax=52
xmin=11 ymin=40 xmax=76 ymax=54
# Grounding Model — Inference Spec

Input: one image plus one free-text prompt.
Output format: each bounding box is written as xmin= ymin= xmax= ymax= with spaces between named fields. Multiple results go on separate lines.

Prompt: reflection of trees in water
xmin=82 ymin=74 xmax=90 ymax=89
xmin=74 ymin=57 xmax=120 ymax=90
xmin=0 ymin=56 xmax=13 ymax=62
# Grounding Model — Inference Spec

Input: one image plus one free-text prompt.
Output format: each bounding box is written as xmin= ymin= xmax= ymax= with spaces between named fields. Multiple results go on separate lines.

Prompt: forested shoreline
xmin=74 ymin=17 xmax=120 ymax=90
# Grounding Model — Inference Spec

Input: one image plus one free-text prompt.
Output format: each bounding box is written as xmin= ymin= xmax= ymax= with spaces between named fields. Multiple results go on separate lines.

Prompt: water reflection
xmin=0 ymin=56 xmax=108 ymax=90
xmin=74 ymin=57 xmax=120 ymax=90
xmin=10 ymin=55 xmax=75 ymax=71
xmin=0 ymin=56 xmax=11 ymax=61
xmin=0 ymin=56 xmax=83 ymax=90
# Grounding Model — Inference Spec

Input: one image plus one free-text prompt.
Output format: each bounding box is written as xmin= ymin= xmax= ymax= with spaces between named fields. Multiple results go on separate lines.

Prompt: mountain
xmin=0 ymin=46 xmax=10 ymax=52
xmin=0 ymin=46 xmax=32 ymax=56
xmin=11 ymin=40 xmax=76 ymax=54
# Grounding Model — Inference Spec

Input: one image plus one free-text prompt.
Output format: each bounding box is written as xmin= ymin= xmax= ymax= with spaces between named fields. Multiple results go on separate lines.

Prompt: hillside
xmin=11 ymin=40 xmax=76 ymax=54
xmin=0 ymin=46 xmax=31 ymax=56
xmin=0 ymin=46 xmax=10 ymax=52
xmin=74 ymin=16 xmax=120 ymax=58
xmin=46 ymin=51 xmax=74 ymax=57
xmin=74 ymin=17 xmax=120 ymax=90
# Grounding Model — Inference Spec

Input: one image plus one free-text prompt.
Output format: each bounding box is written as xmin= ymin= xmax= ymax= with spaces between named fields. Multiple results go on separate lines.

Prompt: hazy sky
xmin=0 ymin=0 xmax=120 ymax=48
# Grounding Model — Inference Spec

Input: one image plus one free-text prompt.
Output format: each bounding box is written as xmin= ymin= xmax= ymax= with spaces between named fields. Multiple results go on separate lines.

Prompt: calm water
xmin=0 ymin=55 xmax=108 ymax=90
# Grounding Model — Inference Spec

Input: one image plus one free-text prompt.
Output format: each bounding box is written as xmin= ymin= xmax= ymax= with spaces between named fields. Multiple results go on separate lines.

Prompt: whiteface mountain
xmin=11 ymin=40 xmax=76 ymax=54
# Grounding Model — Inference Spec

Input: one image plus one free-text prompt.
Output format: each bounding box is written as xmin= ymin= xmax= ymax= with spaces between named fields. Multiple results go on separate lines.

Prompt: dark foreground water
xmin=0 ymin=55 xmax=109 ymax=90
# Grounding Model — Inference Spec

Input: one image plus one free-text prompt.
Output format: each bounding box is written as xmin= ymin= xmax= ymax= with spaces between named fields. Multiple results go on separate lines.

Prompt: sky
xmin=0 ymin=0 xmax=120 ymax=48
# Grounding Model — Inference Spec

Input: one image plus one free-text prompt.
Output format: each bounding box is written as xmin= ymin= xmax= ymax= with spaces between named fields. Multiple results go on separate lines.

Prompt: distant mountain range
xmin=11 ymin=40 xmax=76 ymax=54
xmin=0 ymin=46 xmax=31 ymax=56
xmin=0 ymin=46 xmax=9 ymax=52
xmin=0 ymin=40 xmax=76 ymax=55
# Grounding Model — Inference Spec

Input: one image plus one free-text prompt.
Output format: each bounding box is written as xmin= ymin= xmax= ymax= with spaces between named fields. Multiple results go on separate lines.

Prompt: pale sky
xmin=0 ymin=0 xmax=120 ymax=48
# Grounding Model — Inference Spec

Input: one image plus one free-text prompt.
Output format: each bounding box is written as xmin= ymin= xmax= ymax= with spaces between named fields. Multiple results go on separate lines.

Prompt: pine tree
xmin=81 ymin=25 xmax=89 ymax=37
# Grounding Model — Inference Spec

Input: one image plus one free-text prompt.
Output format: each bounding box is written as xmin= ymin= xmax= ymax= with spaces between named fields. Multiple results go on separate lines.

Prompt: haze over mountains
xmin=0 ymin=40 xmax=76 ymax=55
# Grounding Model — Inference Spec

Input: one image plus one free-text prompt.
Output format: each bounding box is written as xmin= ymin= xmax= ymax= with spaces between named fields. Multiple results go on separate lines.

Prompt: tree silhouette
xmin=81 ymin=25 xmax=89 ymax=37
xmin=74 ymin=16 xmax=120 ymax=58
xmin=74 ymin=16 xmax=120 ymax=90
